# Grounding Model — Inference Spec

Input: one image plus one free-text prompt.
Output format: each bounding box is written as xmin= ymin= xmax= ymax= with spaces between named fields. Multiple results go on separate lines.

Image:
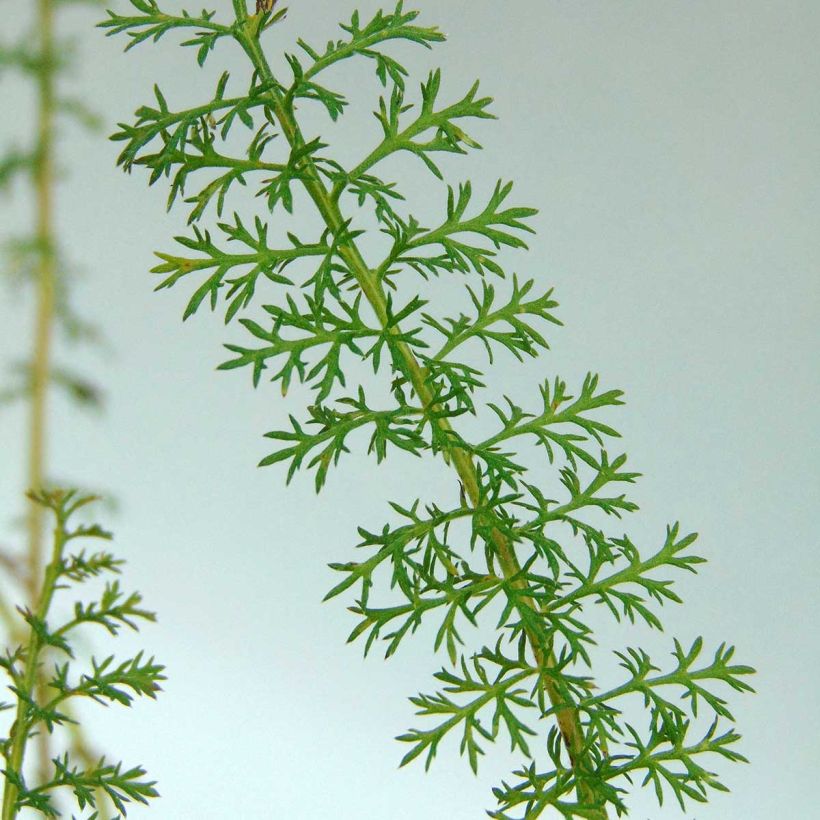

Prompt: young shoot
xmin=0 ymin=490 xmax=163 ymax=819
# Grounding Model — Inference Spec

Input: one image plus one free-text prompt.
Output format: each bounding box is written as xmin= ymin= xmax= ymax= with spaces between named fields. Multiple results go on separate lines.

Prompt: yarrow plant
xmin=0 ymin=490 xmax=162 ymax=819
xmin=101 ymin=2 xmax=755 ymax=817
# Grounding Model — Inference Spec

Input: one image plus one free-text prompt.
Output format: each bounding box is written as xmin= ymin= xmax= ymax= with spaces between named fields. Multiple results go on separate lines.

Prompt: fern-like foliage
xmin=0 ymin=490 xmax=163 ymax=818
xmin=102 ymin=2 xmax=754 ymax=817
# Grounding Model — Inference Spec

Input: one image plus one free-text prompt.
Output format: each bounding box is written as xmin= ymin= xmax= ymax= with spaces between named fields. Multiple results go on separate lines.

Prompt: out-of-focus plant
xmin=1 ymin=0 xmax=107 ymax=595
xmin=101 ymin=2 xmax=755 ymax=817
xmin=1 ymin=0 xmax=115 ymax=801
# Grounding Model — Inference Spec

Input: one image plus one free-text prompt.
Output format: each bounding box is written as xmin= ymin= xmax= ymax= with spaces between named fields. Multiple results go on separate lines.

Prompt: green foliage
xmin=0 ymin=491 xmax=163 ymax=818
xmin=103 ymin=2 xmax=754 ymax=817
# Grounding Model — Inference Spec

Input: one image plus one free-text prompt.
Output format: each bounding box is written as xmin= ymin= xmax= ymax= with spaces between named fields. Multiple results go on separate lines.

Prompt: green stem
xmin=163 ymin=150 xmax=284 ymax=175
xmin=233 ymin=19 xmax=607 ymax=818
xmin=157 ymin=243 xmax=329 ymax=273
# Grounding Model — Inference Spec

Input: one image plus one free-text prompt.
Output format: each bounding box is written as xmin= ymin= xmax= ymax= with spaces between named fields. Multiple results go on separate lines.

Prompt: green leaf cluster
xmin=0 ymin=491 xmax=163 ymax=818
xmin=103 ymin=3 xmax=754 ymax=817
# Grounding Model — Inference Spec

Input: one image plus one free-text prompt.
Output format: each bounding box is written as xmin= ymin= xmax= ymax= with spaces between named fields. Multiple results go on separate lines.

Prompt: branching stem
xmin=233 ymin=11 xmax=606 ymax=815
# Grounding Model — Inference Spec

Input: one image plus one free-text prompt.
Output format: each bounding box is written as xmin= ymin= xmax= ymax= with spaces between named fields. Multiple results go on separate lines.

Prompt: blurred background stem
xmin=26 ymin=0 xmax=57 ymax=783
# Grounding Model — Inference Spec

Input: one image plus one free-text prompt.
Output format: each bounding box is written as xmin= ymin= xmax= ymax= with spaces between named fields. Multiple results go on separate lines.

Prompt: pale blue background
xmin=1 ymin=1 xmax=818 ymax=817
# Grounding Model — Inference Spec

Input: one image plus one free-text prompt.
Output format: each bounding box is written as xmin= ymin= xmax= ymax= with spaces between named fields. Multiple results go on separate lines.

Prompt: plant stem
xmin=233 ymin=14 xmax=606 ymax=816
xmin=25 ymin=0 xmax=57 ymax=786
xmin=27 ymin=0 xmax=56 ymax=601
xmin=1 ymin=508 xmax=65 ymax=820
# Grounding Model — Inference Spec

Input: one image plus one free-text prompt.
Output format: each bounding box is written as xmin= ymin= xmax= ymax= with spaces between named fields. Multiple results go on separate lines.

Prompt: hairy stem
xmin=233 ymin=8 xmax=606 ymax=815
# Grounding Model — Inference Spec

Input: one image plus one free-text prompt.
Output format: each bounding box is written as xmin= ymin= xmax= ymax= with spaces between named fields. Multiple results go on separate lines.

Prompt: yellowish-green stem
xmin=25 ymin=0 xmax=57 ymax=787
xmin=232 ymin=7 xmax=607 ymax=815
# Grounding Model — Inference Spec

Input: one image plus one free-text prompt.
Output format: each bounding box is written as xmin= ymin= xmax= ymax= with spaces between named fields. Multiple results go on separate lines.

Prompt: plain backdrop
xmin=1 ymin=1 xmax=818 ymax=817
